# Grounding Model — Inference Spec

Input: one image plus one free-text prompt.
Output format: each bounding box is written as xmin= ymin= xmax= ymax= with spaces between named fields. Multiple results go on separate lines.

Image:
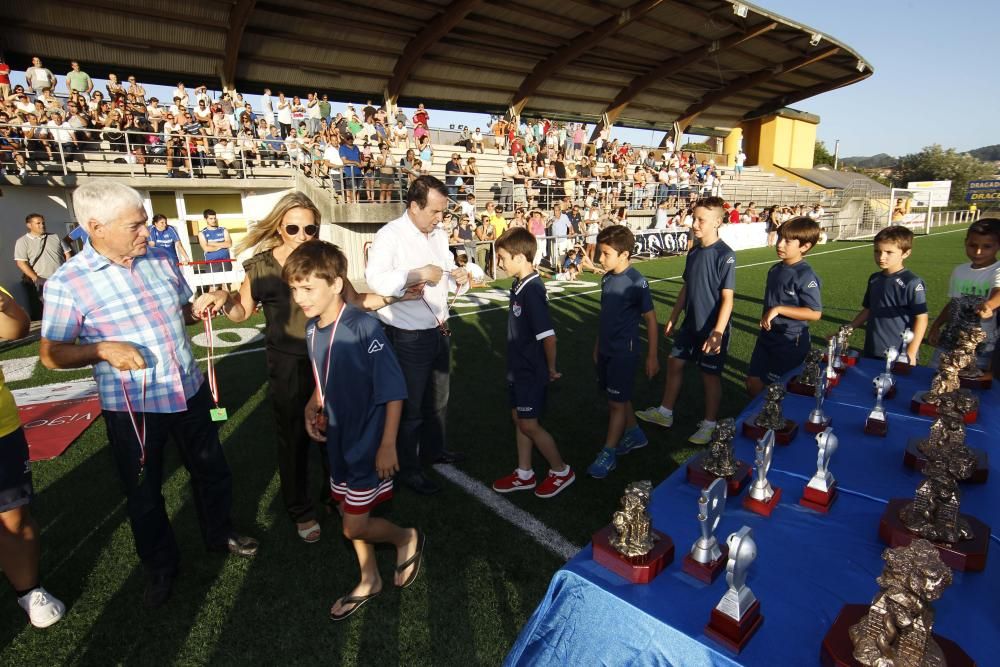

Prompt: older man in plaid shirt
xmin=39 ymin=181 xmax=258 ymax=610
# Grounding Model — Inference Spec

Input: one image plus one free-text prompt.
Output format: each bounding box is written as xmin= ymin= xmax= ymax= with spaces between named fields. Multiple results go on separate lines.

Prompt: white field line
xmin=452 ymin=226 xmax=970 ymax=319
xmin=433 ymin=463 xmax=581 ymax=561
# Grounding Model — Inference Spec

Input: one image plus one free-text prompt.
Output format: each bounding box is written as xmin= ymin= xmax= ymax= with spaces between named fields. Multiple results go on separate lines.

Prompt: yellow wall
xmin=722 ymin=128 xmax=743 ymax=167
xmin=739 ymin=112 xmax=818 ymax=171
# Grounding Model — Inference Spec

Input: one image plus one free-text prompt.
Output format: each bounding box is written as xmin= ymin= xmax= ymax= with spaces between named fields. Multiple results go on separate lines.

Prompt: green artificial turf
xmin=0 ymin=224 xmax=972 ymax=665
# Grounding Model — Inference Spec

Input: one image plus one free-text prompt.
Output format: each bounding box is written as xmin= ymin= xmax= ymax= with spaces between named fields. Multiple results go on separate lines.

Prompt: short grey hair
xmin=73 ymin=181 xmax=145 ymax=231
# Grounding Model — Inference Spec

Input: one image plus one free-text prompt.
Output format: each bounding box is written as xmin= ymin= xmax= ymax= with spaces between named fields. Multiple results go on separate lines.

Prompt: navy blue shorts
xmin=597 ymin=353 xmax=638 ymax=403
xmin=748 ymin=332 xmax=810 ymax=384
xmin=0 ymin=428 xmax=32 ymax=513
xmin=508 ymin=381 xmax=547 ymax=420
xmin=669 ymin=326 xmax=729 ymax=376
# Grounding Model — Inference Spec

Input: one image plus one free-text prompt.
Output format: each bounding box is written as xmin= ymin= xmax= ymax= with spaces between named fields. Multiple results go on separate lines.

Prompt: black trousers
xmin=265 ymin=349 xmax=330 ymax=524
xmin=384 ymin=326 xmax=451 ymax=474
xmin=103 ymin=382 xmax=233 ymax=577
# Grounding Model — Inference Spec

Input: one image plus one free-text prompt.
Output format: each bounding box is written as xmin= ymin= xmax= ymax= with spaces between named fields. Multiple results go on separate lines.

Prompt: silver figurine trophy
xmin=690 ymin=478 xmax=727 ymax=565
xmin=825 ymin=337 xmax=838 ymax=382
xmin=715 ymin=526 xmax=758 ymax=620
xmin=882 ymin=346 xmax=899 ymax=392
xmin=870 ymin=374 xmax=890 ymax=422
xmin=748 ymin=430 xmax=775 ymax=504
xmin=807 ymin=372 xmax=830 ymax=431
xmin=807 ymin=428 xmax=838 ymax=494
xmin=896 ymin=328 xmax=914 ymax=365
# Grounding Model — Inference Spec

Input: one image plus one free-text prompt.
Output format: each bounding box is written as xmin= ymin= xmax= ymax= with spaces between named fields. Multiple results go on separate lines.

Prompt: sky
xmin=7 ymin=1 xmax=996 ymax=158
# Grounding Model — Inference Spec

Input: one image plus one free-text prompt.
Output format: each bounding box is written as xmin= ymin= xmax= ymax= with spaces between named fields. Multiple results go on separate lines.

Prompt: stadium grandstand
xmin=0 ymin=0 xmax=886 ymax=291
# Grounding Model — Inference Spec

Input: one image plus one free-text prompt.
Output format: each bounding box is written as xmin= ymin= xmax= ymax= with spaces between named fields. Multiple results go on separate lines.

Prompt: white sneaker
xmin=688 ymin=421 xmax=717 ymax=445
xmin=635 ymin=406 xmax=673 ymax=428
xmin=18 ymin=587 xmax=66 ymax=628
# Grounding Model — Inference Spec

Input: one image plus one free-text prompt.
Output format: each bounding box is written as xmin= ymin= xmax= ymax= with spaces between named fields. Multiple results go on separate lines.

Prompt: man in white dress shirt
xmin=366 ymin=176 xmax=469 ymax=494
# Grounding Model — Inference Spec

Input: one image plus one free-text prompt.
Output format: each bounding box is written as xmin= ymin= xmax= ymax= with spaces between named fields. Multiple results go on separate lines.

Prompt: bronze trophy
xmin=879 ymin=435 xmax=990 ymax=572
xmin=940 ymin=295 xmax=992 ymax=390
xmin=592 ymin=480 xmax=674 ymax=583
xmin=821 ymin=539 xmax=974 ymax=667
xmin=904 ymin=391 xmax=989 ymax=483
xmin=686 ymin=417 xmax=752 ymax=495
xmin=911 ymin=342 xmax=981 ymax=423
xmin=787 ymin=348 xmax=825 ymax=397
xmin=742 ymin=383 xmax=798 ymax=444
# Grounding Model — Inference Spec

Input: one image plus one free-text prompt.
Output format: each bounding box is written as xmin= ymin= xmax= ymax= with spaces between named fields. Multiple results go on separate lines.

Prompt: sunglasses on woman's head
xmin=283 ymin=224 xmax=318 ymax=236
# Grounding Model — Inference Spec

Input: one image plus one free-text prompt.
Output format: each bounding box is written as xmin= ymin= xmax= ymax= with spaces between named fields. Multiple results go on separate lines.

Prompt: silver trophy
xmin=869 ymin=374 xmax=890 ymax=423
xmin=715 ymin=526 xmax=758 ymax=620
xmin=806 ymin=428 xmax=838 ymax=494
xmin=747 ymin=430 xmax=775 ymax=504
xmin=882 ymin=346 xmax=899 ymax=393
xmin=807 ymin=372 xmax=829 ymax=429
xmin=832 ymin=327 xmax=850 ymax=372
xmin=825 ymin=337 xmax=838 ymax=382
xmin=896 ymin=328 xmax=914 ymax=365
xmin=690 ymin=478 xmax=727 ymax=565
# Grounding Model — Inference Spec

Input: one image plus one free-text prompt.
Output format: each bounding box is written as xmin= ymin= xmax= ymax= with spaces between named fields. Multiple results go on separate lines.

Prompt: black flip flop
xmin=395 ymin=531 xmax=426 ymax=589
xmin=329 ymin=590 xmax=380 ymax=621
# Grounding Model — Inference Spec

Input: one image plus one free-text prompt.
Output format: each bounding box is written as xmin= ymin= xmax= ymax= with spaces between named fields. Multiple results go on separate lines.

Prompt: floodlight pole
xmin=833 ymin=139 xmax=840 ymax=170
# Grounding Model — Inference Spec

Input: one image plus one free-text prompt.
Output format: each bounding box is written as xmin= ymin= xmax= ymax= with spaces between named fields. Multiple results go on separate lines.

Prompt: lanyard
xmin=120 ymin=371 xmax=147 ymax=472
xmin=202 ymin=311 xmax=220 ymax=406
xmin=309 ymin=303 xmax=346 ymax=404
xmin=421 ymin=296 xmax=451 ymax=336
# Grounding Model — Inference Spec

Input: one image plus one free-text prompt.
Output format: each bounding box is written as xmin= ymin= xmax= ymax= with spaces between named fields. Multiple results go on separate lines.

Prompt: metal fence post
xmin=124 ymin=131 xmax=135 ymax=178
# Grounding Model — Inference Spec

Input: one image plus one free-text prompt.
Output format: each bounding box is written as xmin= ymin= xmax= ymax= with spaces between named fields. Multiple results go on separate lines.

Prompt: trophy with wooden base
xmin=704 ymin=526 xmax=763 ymax=654
xmin=911 ymin=348 xmax=980 ymax=423
xmin=742 ymin=383 xmax=798 ymax=445
xmin=877 ymin=346 xmax=898 ymax=399
xmin=804 ymin=372 xmax=832 ymax=433
xmin=682 ymin=478 xmax=728 ymax=584
xmin=592 ymin=480 xmax=674 ymax=583
xmin=892 ymin=327 xmax=915 ymax=375
xmin=823 ymin=337 xmax=841 ymax=389
xmin=904 ymin=391 xmax=989 ymax=483
xmin=821 ymin=540 xmax=975 ymax=667
xmin=742 ymin=431 xmax=782 ymax=517
xmin=787 ymin=348 xmax=824 ymax=397
xmin=686 ymin=418 xmax=752 ymax=495
xmin=800 ymin=428 xmax=838 ymax=514
xmin=864 ymin=375 xmax=890 ymax=437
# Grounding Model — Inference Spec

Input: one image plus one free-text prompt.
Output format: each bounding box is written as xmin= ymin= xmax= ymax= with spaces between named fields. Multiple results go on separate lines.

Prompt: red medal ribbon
xmin=203 ymin=309 xmax=221 ymax=406
xmin=120 ymin=371 xmax=147 ymax=469
xmin=309 ymin=302 xmax=346 ymax=405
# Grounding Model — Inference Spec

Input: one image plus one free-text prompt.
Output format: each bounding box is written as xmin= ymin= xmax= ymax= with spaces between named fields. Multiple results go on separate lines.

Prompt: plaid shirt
xmin=41 ymin=243 xmax=202 ymax=413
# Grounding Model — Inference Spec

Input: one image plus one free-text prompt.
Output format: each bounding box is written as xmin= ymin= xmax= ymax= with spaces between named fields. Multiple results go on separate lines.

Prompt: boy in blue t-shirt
xmin=587 ymin=225 xmax=659 ymax=479
xmin=283 ymin=240 xmax=424 ymax=621
xmin=846 ymin=225 xmax=928 ymax=363
xmin=637 ymin=197 xmax=734 ymax=445
xmin=746 ymin=216 xmax=823 ymax=397
xmin=491 ymin=228 xmax=574 ymax=497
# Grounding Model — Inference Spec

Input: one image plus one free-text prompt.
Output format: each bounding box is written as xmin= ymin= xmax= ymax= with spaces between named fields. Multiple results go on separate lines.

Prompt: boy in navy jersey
xmin=745 ymin=216 xmax=823 ymax=397
xmin=284 ymin=241 xmax=424 ymax=621
xmin=637 ymin=197 xmax=734 ymax=445
xmin=846 ymin=225 xmax=928 ymax=363
xmin=491 ymin=228 xmax=574 ymax=497
xmin=587 ymin=225 xmax=659 ymax=479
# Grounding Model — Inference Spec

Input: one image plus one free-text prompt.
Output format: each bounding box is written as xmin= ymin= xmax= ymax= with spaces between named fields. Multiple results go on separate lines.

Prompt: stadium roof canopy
xmin=5 ymin=0 xmax=872 ymax=134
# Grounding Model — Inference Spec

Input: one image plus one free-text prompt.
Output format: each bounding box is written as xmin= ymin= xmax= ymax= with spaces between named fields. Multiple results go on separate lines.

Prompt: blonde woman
xmin=194 ymin=193 xmax=413 ymax=543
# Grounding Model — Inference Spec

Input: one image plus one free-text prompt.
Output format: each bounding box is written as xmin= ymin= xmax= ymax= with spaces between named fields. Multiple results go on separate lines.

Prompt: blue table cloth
xmin=506 ymin=359 xmax=999 ymax=666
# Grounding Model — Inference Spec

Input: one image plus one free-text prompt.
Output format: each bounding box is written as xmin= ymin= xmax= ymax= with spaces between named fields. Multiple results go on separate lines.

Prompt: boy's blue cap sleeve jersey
xmin=598 ymin=267 xmax=653 ymax=356
xmin=760 ymin=260 xmax=821 ymax=342
xmin=861 ymin=269 xmax=928 ymax=358
xmin=507 ymin=274 xmax=555 ymax=384
xmin=681 ymin=241 xmax=736 ymax=337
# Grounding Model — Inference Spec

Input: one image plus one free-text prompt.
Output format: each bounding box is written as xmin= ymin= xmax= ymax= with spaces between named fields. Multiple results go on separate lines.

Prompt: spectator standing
xmin=147 ymin=214 xmax=190 ymax=265
xmin=65 ymin=61 xmax=93 ymax=95
xmin=39 ymin=181 xmax=258 ymax=609
xmin=318 ymin=94 xmax=331 ymax=126
xmin=261 ymin=88 xmax=274 ymax=128
xmin=445 ymin=153 xmax=463 ymax=199
xmin=550 ymin=203 xmax=572 ymax=265
xmin=25 ymin=57 xmax=56 ymax=98
xmin=306 ymin=93 xmax=322 ymax=135
xmin=14 ymin=213 xmax=72 ymax=320
xmin=339 ymin=133 xmax=363 ymax=204
xmin=198 ymin=209 xmax=232 ymax=289
xmin=276 ymin=93 xmax=292 ymax=138
xmin=734 ymin=149 xmax=746 ymax=179
xmin=0 ymin=56 xmax=10 ymax=100
xmin=500 ymin=156 xmax=517 ymax=208
xmin=365 ymin=176 xmax=469 ymax=495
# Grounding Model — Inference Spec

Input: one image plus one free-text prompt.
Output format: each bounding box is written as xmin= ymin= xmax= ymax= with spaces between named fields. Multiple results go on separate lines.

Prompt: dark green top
xmin=244 ymin=250 xmax=308 ymax=357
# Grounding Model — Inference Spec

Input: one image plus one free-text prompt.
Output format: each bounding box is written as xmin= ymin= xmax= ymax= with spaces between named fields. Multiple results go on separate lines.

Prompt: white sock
xmin=551 ymin=465 xmax=571 ymax=477
xmin=657 ymin=406 xmax=673 ymax=417
xmin=516 ymin=468 xmax=534 ymax=480
xmin=702 ymin=420 xmax=717 ymax=428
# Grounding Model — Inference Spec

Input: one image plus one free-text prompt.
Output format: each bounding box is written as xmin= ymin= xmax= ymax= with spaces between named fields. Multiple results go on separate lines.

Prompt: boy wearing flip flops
xmin=285 ymin=240 xmax=425 ymax=621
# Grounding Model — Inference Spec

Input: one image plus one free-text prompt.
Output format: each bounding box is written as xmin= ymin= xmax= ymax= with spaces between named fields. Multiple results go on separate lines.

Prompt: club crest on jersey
xmin=512 ymin=303 xmax=522 ymax=317
xmin=896 ymin=278 xmax=906 ymax=287
xmin=368 ymin=339 xmax=384 ymax=354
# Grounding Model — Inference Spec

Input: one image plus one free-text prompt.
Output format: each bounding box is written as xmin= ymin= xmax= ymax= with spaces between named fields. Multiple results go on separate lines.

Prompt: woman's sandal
xmin=297 ymin=521 xmax=321 ymax=543
xmin=395 ymin=530 xmax=426 ymax=589
xmin=329 ymin=590 xmax=380 ymax=622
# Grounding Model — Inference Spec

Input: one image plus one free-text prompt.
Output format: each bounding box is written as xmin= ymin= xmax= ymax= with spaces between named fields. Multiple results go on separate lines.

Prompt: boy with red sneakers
xmin=491 ymin=227 xmax=574 ymax=498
